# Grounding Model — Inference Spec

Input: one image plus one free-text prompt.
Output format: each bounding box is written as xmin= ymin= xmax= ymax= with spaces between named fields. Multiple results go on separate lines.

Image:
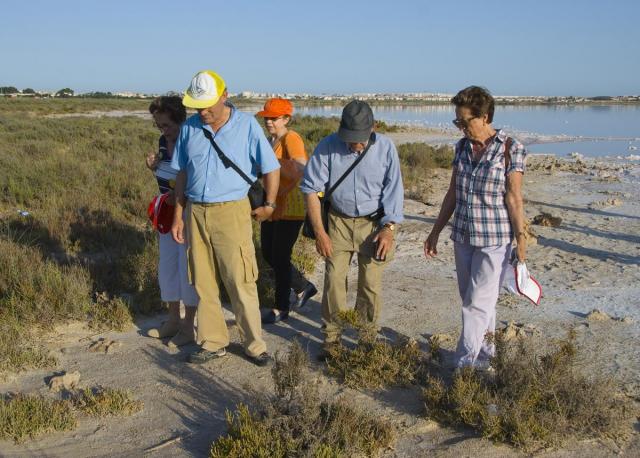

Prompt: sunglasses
xmin=452 ymin=116 xmax=478 ymax=129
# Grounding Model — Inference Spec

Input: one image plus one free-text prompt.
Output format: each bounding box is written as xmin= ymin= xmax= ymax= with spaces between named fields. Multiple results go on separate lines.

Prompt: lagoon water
xmin=292 ymin=104 xmax=640 ymax=158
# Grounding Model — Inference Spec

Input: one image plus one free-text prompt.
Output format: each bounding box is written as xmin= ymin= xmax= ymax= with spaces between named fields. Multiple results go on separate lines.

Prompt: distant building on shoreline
xmin=1 ymin=87 xmax=639 ymax=104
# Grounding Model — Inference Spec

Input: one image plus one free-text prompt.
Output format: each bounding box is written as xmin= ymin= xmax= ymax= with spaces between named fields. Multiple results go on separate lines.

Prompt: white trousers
xmin=158 ymin=232 xmax=199 ymax=307
xmin=453 ymin=238 xmax=511 ymax=367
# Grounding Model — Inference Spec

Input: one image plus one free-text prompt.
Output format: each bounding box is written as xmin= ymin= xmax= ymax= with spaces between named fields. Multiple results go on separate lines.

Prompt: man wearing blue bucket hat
xmin=301 ymin=100 xmax=404 ymax=360
xmin=171 ymin=70 xmax=280 ymax=366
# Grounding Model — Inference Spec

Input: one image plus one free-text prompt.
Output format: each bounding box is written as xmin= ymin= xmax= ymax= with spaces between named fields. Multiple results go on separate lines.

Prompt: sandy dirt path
xmin=1 ymin=159 xmax=639 ymax=457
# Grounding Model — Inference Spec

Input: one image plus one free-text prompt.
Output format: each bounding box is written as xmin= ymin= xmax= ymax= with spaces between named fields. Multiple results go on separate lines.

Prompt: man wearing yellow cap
xmin=170 ymin=70 xmax=280 ymax=366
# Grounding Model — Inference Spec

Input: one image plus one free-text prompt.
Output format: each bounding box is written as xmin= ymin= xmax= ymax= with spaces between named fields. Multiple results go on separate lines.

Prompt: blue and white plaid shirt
xmin=450 ymin=129 xmax=527 ymax=247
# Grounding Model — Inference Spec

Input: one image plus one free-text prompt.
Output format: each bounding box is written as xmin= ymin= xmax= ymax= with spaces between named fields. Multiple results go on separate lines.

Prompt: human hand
xmin=172 ymin=218 xmax=184 ymax=244
xmin=424 ymin=231 xmax=439 ymax=258
xmin=251 ymin=206 xmax=274 ymax=222
xmin=315 ymin=231 xmax=333 ymax=258
xmin=372 ymin=228 xmax=393 ymax=261
xmin=146 ymin=151 xmax=160 ymax=170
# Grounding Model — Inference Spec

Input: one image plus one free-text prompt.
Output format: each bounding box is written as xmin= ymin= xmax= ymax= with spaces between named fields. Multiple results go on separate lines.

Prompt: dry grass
xmin=0 ymin=394 xmax=76 ymax=443
xmin=210 ymin=341 xmax=396 ymax=457
xmin=87 ymin=294 xmax=133 ymax=331
xmin=423 ymin=331 xmax=632 ymax=451
xmin=71 ymin=387 xmax=143 ymax=417
xmin=0 ymin=386 xmax=143 ymax=444
xmin=0 ymin=320 xmax=57 ymax=376
xmin=0 ymin=97 xmax=150 ymax=115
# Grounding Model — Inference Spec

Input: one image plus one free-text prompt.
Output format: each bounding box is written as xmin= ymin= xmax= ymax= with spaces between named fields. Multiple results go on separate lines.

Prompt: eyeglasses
xmin=452 ymin=116 xmax=478 ymax=129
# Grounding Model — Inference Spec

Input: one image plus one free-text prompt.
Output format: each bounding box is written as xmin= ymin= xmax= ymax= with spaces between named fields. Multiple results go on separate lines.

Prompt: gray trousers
xmin=453 ymin=237 xmax=511 ymax=367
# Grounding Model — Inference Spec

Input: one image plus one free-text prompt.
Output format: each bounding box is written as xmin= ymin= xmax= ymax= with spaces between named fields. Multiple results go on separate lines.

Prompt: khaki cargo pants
xmin=186 ymin=198 xmax=266 ymax=357
xmin=321 ymin=210 xmax=395 ymax=344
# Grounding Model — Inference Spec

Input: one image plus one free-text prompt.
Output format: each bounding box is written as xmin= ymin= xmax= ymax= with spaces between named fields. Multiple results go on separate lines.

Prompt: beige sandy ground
xmin=1 ymin=154 xmax=639 ymax=457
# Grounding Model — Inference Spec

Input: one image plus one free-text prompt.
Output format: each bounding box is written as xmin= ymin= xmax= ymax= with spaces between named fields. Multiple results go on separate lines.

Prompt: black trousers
xmin=260 ymin=220 xmax=309 ymax=311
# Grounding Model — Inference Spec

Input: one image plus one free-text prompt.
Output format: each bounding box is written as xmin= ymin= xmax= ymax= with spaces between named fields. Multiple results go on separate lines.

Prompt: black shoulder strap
xmin=325 ymin=132 xmax=376 ymax=200
xmin=201 ymin=127 xmax=255 ymax=186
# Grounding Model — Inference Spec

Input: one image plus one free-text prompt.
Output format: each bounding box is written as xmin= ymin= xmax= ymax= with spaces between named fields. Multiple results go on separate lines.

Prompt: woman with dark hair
xmin=256 ymin=98 xmax=317 ymax=324
xmin=145 ymin=96 xmax=198 ymax=346
xmin=424 ymin=86 xmax=528 ymax=369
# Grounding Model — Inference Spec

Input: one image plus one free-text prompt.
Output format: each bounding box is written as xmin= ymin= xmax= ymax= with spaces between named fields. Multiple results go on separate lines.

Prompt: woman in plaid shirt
xmin=424 ymin=86 xmax=528 ymax=369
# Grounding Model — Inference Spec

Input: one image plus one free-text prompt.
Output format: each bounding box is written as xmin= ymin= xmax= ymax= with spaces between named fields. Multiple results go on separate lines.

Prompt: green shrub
xmin=210 ymin=342 xmax=396 ymax=457
xmin=325 ymin=311 xmax=424 ymax=390
xmin=71 ymin=387 xmax=143 ymax=417
xmin=423 ymin=332 xmax=632 ymax=451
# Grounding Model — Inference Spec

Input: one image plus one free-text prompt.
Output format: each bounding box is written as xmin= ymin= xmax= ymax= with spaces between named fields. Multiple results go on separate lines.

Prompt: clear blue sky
xmin=2 ymin=0 xmax=639 ymax=96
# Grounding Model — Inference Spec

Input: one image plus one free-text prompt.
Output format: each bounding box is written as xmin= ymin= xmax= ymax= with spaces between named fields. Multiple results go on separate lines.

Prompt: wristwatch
xmin=264 ymin=201 xmax=277 ymax=209
xmin=383 ymin=222 xmax=396 ymax=232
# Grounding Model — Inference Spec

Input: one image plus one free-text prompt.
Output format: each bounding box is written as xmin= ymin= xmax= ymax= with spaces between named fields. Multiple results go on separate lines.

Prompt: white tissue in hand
xmin=502 ymin=261 xmax=542 ymax=305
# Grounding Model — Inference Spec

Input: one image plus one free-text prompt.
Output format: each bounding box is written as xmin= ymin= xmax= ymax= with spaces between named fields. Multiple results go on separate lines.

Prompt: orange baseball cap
xmin=256 ymin=98 xmax=293 ymax=118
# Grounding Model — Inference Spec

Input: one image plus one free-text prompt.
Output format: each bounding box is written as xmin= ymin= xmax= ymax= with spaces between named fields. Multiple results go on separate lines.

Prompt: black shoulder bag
xmin=201 ymin=127 xmax=266 ymax=210
xmin=302 ymin=132 xmax=376 ymax=239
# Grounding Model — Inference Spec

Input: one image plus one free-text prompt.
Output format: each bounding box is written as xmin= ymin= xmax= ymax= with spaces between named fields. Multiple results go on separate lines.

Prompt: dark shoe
xmin=187 ymin=347 xmax=227 ymax=364
xmin=316 ymin=342 xmax=340 ymax=362
xmin=294 ymin=283 xmax=318 ymax=309
xmin=247 ymin=352 xmax=272 ymax=367
xmin=261 ymin=309 xmax=289 ymax=324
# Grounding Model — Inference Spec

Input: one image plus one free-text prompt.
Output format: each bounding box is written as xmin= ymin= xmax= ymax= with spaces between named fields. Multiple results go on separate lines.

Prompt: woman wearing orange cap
xmin=257 ymin=98 xmax=317 ymax=323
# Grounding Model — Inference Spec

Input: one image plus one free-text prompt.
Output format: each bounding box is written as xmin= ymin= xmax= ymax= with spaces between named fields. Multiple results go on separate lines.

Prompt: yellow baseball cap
xmin=182 ymin=70 xmax=226 ymax=109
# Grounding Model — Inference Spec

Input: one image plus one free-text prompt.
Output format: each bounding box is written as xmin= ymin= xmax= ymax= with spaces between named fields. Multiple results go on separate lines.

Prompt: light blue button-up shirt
xmin=171 ymin=104 xmax=280 ymax=203
xmin=300 ymin=132 xmax=404 ymax=225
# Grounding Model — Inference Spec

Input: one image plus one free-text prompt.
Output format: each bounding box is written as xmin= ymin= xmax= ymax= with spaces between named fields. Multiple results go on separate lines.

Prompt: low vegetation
xmin=210 ymin=341 xmax=396 ymax=457
xmin=0 ymin=320 xmax=57 ymax=375
xmin=398 ymin=142 xmax=454 ymax=203
xmin=0 ymin=97 xmax=150 ymax=115
xmin=326 ymin=310 xmax=425 ymax=390
xmin=423 ymin=331 xmax=631 ymax=451
xmin=0 ymin=112 xmax=158 ymax=376
xmin=0 ymin=387 xmax=143 ymax=444
xmin=0 ymin=394 xmax=76 ymax=443
xmin=0 ymin=105 xmax=338 ymax=376
xmin=71 ymin=387 xmax=143 ymax=417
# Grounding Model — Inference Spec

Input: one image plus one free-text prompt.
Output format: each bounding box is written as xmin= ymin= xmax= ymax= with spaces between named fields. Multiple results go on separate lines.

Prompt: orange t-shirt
xmin=271 ymin=130 xmax=307 ymax=221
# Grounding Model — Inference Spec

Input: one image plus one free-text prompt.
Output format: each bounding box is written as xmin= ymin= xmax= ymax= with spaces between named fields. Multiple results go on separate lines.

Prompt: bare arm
xmin=171 ymin=170 xmax=187 ymax=244
xmin=305 ymin=192 xmax=332 ymax=258
xmin=424 ymin=169 xmax=457 ymax=258
xmin=505 ymin=171 xmax=527 ymax=261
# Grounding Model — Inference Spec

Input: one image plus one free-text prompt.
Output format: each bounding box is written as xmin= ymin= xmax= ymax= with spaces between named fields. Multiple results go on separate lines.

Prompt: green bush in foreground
xmin=210 ymin=342 xmax=396 ymax=457
xmin=423 ymin=332 xmax=631 ymax=451
xmin=0 ymin=394 xmax=76 ymax=443
xmin=326 ymin=310 xmax=425 ymax=390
